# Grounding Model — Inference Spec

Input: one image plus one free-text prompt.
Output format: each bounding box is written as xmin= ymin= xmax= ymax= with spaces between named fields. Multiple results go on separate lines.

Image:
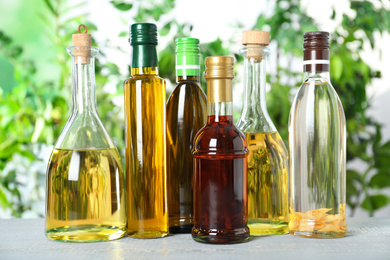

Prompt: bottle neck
xmin=131 ymin=43 xmax=158 ymax=75
xmin=71 ymin=55 xmax=97 ymax=114
xmin=241 ymin=56 xmax=268 ymax=117
xmin=304 ymin=71 xmax=330 ymax=82
xmin=177 ymin=75 xmax=200 ymax=82
xmin=206 ymin=78 xmax=233 ymax=124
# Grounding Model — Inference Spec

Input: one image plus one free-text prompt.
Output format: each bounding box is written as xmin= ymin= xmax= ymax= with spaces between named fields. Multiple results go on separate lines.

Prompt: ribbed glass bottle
xmin=166 ymin=38 xmax=206 ymax=233
xmin=45 ymin=25 xmax=126 ymax=242
xmin=236 ymin=30 xmax=289 ymax=236
xmin=288 ymin=31 xmax=347 ymax=238
xmin=192 ymin=56 xmax=249 ymax=244
xmin=124 ymin=23 xmax=168 ymax=238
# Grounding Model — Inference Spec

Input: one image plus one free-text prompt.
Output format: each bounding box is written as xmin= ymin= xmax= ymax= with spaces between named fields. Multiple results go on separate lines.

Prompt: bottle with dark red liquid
xmin=192 ymin=56 xmax=250 ymax=244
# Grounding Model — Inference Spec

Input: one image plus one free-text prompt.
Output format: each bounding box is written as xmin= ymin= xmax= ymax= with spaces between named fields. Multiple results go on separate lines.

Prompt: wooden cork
xmin=72 ymin=24 xmax=91 ymax=64
xmin=242 ymin=30 xmax=269 ymax=61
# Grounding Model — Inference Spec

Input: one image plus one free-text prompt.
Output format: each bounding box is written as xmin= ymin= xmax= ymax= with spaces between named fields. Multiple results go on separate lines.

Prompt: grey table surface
xmin=0 ymin=218 xmax=389 ymax=260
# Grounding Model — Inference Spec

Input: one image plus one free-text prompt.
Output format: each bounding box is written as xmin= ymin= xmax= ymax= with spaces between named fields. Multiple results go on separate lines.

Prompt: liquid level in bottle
xmin=245 ymin=132 xmax=289 ymax=236
xmin=166 ymin=77 xmax=206 ymax=233
xmin=45 ymin=148 xmax=126 ymax=242
xmin=124 ymin=70 xmax=168 ymax=238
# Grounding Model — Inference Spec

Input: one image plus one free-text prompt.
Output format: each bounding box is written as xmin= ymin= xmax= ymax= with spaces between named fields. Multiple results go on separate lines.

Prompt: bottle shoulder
xmin=194 ymin=122 xmax=247 ymax=154
xmin=167 ymin=81 xmax=206 ymax=105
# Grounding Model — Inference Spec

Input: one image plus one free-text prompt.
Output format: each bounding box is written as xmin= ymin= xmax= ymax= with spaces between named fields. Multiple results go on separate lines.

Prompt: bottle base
xmin=290 ymin=230 xmax=346 ymax=239
xmin=248 ymin=220 xmax=289 ymax=236
xmin=45 ymin=224 xmax=126 ymax=243
xmin=126 ymin=230 xmax=168 ymax=239
xmin=192 ymin=227 xmax=249 ymax=244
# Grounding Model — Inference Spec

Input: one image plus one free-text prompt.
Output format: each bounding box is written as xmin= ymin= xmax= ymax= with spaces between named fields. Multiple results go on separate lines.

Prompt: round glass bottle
xmin=45 ymin=26 xmax=126 ymax=242
xmin=236 ymin=30 xmax=289 ymax=236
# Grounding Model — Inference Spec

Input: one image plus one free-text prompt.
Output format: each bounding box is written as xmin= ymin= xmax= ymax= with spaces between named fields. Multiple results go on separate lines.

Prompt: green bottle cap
xmin=176 ymin=38 xmax=200 ymax=77
xmin=130 ymin=23 xmax=158 ymax=45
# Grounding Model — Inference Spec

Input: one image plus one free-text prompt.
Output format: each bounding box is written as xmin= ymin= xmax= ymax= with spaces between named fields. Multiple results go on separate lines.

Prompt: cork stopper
xmin=72 ymin=24 xmax=91 ymax=64
xmin=242 ymin=30 xmax=270 ymax=61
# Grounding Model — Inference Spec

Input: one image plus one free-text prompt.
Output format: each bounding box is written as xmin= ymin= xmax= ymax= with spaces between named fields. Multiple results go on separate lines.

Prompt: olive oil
xmin=124 ymin=23 xmax=168 ymax=238
xmin=237 ymin=31 xmax=289 ymax=236
xmin=46 ymin=148 xmax=125 ymax=242
xmin=45 ymin=27 xmax=126 ymax=243
xmin=245 ymin=132 xmax=289 ymax=235
xmin=167 ymin=38 xmax=206 ymax=233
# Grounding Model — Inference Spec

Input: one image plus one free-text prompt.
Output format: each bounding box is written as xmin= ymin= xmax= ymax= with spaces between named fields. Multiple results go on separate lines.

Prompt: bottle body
xmin=244 ymin=132 xmax=289 ymax=235
xmin=124 ymin=68 xmax=168 ymax=238
xmin=45 ymin=46 xmax=126 ymax=242
xmin=237 ymin=38 xmax=289 ymax=236
xmin=289 ymin=77 xmax=346 ymax=238
xmin=167 ymin=77 xmax=206 ymax=233
xmin=46 ymin=148 xmax=125 ymax=242
xmin=192 ymin=114 xmax=249 ymax=244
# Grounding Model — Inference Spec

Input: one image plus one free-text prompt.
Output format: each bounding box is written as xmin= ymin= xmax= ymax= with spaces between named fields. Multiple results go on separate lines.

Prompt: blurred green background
xmin=0 ymin=0 xmax=390 ymax=218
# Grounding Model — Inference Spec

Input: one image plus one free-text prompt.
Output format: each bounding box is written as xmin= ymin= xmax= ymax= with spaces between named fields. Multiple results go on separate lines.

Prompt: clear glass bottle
xmin=45 ymin=25 xmax=126 ymax=242
xmin=237 ymin=30 xmax=289 ymax=236
xmin=166 ymin=38 xmax=206 ymax=233
xmin=288 ymin=31 xmax=347 ymax=238
xmin=192 ymin=56 xmax=249 ymax=244
xmin=124 ymin=23 xmax=168 ymax=238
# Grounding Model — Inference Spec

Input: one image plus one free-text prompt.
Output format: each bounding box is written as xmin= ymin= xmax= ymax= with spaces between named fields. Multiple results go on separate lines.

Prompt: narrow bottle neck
xmin=241 ymin=57 xmax=268 ymax=117
xmin=131 ymin=44 xmax=158 ymax=74
xmin=176 ymin=75 xmax=200 ymax=82
xmin=207 ymin=102 xmax=233 ymax=123
xmin=71 ymin=56 xmax=97 ymax=114
xmin=206 ymin=78 xmax=233 ymax=123
xmin=303 ymin=71 xmax=331 ymax=82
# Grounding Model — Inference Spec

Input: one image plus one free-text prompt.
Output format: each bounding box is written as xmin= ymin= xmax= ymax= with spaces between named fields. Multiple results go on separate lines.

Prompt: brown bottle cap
xmin=72 ymin=24 xmax=91 ymax=64
xmin=242 ymin=30 xmax=270 ymax=45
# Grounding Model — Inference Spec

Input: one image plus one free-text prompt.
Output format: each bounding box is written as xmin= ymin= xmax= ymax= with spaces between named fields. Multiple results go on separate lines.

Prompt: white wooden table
xmin=0 ymin=218 xmax=389 ymax=259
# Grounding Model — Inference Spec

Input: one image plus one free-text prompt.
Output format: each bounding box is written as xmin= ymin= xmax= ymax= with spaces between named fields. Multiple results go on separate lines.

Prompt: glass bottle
xmin=288 ymin=31 xmax=347 ymax=238
xmin=192 ymin=56 xmax=249 ymax=244
xmin=124 ymin=23 xmax=168 ymax=238
xmin=45 ymin=25 xmax=126 ymax=242
xmin=166 ymin=38 xmax=206 ymax=233
xmin=236 ymin=30 xmax=289 ymax=236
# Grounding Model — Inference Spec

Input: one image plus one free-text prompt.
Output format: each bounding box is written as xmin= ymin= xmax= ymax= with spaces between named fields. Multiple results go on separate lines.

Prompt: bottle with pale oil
xmin=45 ymin=25 xmax=126 ymax=243
xmin=236 ymin=30 xmax=289 ymax=236
xmin=124 ymin=23 xmax=168 ymax=238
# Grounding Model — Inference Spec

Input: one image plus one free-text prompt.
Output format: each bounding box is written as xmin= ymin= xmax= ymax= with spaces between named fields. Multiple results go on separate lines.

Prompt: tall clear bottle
xmin=288 ymin=31 xmax=346 ymax=238
xmin=192 ymin=56 xmax=249 ymax=244
xmin=236 ymin=30 xmax=289 ymax=236
xmin=124 ymin=23 xmax=168 ymax=238
xmin=166 ymin=38 xmax=206 ymax=233
xmin=45 ymin=25 xmax=126 ymax=242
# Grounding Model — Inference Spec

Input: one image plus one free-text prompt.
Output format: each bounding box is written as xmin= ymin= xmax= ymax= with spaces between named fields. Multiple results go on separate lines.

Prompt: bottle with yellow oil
xmin=124 ymin=23 xmax=168 ymax=238
xmin=45 ymin=25 xmax=126 ymax=242
xmin=236 ymin=30 xmax=289 ymax=236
